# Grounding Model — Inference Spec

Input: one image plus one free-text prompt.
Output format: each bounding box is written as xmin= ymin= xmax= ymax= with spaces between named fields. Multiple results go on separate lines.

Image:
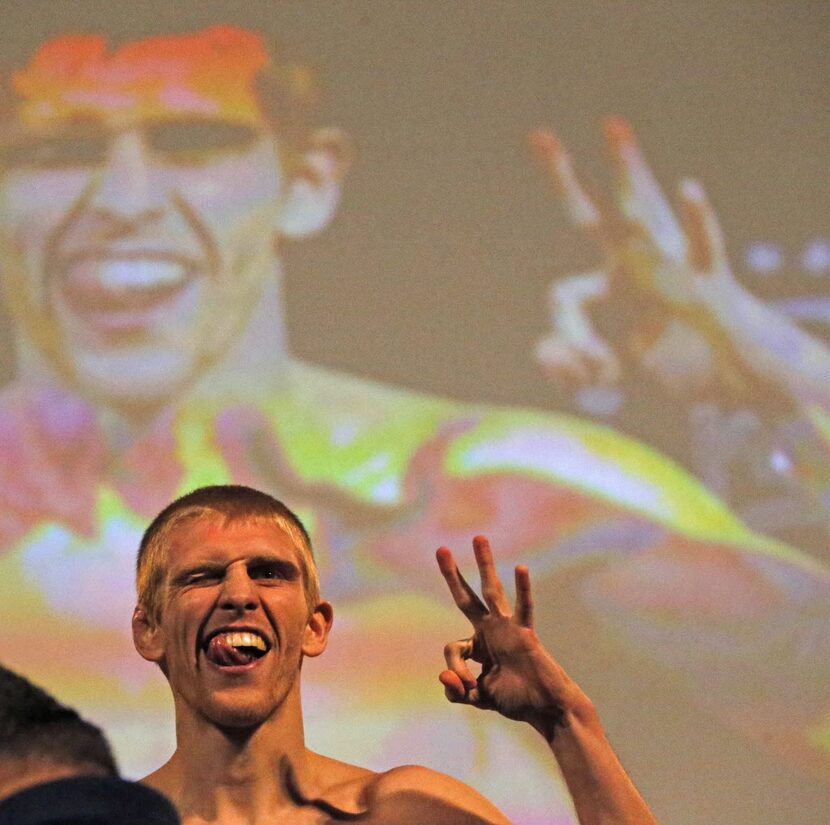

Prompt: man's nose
xmin=88 ymin=130 xmax=163 ymax=226
xmin=218 ymin=566 xmax=259 ymax=613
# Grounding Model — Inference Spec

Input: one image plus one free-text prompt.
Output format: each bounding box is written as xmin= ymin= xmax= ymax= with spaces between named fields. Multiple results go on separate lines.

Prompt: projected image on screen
xmin=0 ymin=8 xmax=826 ymax=825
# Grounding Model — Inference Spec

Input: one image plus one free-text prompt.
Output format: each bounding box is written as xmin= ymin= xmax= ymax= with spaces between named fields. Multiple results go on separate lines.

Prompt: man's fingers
xmin=439 ymin=670 xmax=469 ymax=703
xmin=514 ymin=565 xmax=534 ymax=628
xmin=472 ymin=536 xmax=511 ymax=616
xmin=443 ymin=638 xmax=478 ymax=690
xmin=604 ymin=116 xmax=686 ymax=264
xmin=592 ymin=340 xmax=623 ymax=385
xmin=440 ymin=637 xmax=489 ymax=707
xmin=438 ymin=670 xmax=488 ymax=708
xmin=534 ymin=336 xmax=594 ymax=386
xmin=530 ymin=128 xmax=607 ymax=251
xmin=678 ymin=178 xmax=727 ymax=274
xmin=536 ymin=337 xmax=621 ymax=388
xmin=436 ymin=546 xmax=488 ymax=622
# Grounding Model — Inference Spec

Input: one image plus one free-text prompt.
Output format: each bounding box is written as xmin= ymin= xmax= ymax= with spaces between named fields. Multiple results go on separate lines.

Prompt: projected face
xmin=0 ymin=29 xmax=288 ymax=410
xmin=0 ymin=116 xmax=284 ymax=409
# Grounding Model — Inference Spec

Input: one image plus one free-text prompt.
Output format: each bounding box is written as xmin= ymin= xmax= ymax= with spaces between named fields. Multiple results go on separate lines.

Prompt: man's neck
xmin=187 ymin=269 xmax=292 ymax=408
xmin=151 ymin=687 xmax=313 ymax=824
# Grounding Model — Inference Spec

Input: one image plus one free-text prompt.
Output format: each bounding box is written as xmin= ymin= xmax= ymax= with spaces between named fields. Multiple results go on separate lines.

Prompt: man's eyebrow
xmin=5 ymin=115 xmax=111 ymax=138
xmin=0 ymin=123 xmax=107 ymax=149
xmin=168 ymin=555 xmax=301 ymax=582
xmin=247 ymin=555 xmax=301 ymax=576
xmin=143 ymin=115 xmax=260 ymax=129
xmin=143 ymin=119 xmax=263 ymax=153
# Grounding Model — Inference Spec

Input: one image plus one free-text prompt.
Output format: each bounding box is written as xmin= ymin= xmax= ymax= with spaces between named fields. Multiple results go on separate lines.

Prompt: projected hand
xmin=437 ymin=536 xmax=587 ymax=737
xmin=531 ymin=118 xmax=735 ymax=313
xmin=530 ymin=119 xmax=746 ymax=400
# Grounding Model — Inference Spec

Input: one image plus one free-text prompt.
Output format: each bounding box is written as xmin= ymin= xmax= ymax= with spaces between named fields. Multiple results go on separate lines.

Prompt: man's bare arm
xmin=437 ymin=536 xmax=658 ymax=825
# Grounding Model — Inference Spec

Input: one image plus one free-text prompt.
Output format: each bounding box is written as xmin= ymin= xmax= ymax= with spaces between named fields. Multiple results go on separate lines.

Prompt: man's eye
xmin=146 ymin=121 xmax=260 ymax=163
xmin=0 ymin=136 xmax=108 ymax=168
xmin=249 ymin=563 xmax=291 ymax=581
xmin=186 ymin=570 xmax=221 ymax=585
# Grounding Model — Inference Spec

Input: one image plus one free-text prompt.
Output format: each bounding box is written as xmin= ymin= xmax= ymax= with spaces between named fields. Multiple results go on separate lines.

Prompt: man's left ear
xmin=302 ymin=601 xmax=334 ymax=658
xmin=278 ymin=128 xmax=353 ymax=239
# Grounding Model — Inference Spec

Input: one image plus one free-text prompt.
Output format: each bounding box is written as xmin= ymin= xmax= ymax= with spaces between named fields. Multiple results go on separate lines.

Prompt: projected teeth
xmin=97 ymin=260 xmax=187 ymax=291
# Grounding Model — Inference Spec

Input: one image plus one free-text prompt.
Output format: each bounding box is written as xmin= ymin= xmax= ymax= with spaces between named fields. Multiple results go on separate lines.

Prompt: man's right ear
xmin=277 ymin=127 xmax=353 ymax=239
xmin=132 ymin=605 xmax=165 ymax=664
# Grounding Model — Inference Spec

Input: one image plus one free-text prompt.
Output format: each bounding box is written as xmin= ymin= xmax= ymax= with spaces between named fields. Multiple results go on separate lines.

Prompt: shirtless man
xmin=132 ymin=484 xmax=655 ymax=824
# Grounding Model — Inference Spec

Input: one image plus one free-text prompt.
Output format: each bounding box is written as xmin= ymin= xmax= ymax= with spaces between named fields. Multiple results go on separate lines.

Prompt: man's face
xmin=0 ymin=111 xmax=285 ymax=409
xmin=149 ymin=515 xmax=326 ymax=728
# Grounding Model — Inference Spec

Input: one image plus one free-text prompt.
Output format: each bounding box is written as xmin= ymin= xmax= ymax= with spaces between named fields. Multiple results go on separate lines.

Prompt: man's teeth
xmin=97 ymin=260 xmax=186 ymax=291
xmin=219 ymin=631 xmax=267 ymax=651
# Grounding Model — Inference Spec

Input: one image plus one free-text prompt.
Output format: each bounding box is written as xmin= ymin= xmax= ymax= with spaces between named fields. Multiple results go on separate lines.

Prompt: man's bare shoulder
xmin=363 ymin=764 xmax=511 ymax=825
xmin=296 ymin=756 xmax=510 ymax=824
xmin=141 ymin=758 xmax=509 ymax=824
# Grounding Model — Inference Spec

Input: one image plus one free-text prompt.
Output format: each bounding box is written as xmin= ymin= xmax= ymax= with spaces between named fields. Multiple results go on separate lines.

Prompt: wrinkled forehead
xmin=163 ymin=509 xmax=309 ymax=567
xmin=10 ymin=25 xmax=270 ymax=130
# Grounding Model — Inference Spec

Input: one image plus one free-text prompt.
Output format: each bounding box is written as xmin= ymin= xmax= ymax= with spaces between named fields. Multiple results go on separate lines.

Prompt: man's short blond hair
xmin=137 ymin=485 xmax=320 ymax=622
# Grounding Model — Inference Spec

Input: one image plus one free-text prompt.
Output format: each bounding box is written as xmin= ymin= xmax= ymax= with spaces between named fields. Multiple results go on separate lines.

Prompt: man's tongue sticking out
xmin=206 ymin=635 xmax=257 ymax=667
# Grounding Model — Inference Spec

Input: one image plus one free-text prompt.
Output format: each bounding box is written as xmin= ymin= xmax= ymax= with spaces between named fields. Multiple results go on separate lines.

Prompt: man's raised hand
xmin=438 ymin=537 xmax=660 ymax=824
xmin=436 ymin=536 xmax=588 ymax=739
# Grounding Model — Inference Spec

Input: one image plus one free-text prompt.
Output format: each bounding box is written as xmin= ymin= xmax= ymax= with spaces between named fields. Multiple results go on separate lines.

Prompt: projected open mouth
xmin=54 ymin=251 xmax=203 ymax=336
xmin=202 ymin=628 xmax=272 ymax=669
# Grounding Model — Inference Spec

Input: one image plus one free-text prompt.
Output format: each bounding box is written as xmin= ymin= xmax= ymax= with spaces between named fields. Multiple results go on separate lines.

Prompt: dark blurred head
xmin=0 ymin=776 xmax=180 ymax=825
xmin=0 ymin=664 xmax=117 ymax=801
xmin=0 ymin=666 xmax=179 ymax=823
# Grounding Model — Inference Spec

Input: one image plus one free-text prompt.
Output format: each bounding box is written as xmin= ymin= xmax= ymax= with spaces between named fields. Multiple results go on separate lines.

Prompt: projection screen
xmin=0 ymin=2 xmax=827 ymax=823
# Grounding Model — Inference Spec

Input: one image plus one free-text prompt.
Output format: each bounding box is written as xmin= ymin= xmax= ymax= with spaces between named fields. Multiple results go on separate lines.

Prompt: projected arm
xmin=679 ymin=192 xmax=830 ymax=411
xmin=437 ymin=536 xmax=659 ymax=825
xmin=531 ymin=120 xmax=830 ymax=411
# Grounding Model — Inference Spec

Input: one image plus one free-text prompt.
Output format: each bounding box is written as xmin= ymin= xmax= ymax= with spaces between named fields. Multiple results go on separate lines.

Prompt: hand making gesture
xmin=531 ymin=119 xmax=737 ymax=401
xmin=531 ymin=119 xmax=830 ymax=411
xmin=437 ymin=536 xmax=659 ymax=825
xmin=436 ymin=535 xmax=589 ymax=739
xmin=533 ymin=118 xmax=734 ymax=311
